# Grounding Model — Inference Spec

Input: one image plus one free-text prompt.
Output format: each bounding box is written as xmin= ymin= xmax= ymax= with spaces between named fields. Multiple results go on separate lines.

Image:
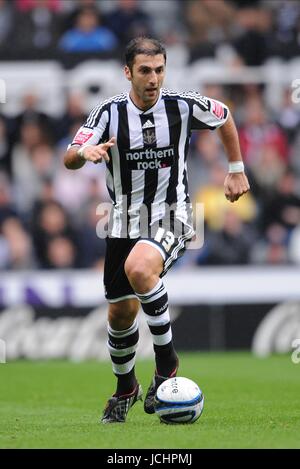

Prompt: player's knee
xmin=124 ymin=257 xmax=152 ymax=286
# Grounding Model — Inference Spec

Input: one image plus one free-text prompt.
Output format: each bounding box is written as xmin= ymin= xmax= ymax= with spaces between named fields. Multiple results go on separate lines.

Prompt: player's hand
xmin=80 ymin=137 xmax=116 ymax=164
xmin=224 ymin=172 xmax=250 ymax=203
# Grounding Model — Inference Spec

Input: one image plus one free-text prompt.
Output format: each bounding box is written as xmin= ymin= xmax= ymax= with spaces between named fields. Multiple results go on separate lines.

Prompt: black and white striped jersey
xmin=70 ymin=88 xmax=229 ymax=238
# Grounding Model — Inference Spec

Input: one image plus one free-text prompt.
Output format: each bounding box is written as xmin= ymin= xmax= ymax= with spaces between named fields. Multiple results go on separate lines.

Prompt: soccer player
xmin=64 ymin=37 xmax=250 ymax=423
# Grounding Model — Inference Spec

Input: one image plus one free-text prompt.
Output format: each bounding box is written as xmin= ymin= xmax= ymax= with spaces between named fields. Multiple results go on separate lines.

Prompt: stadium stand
xmin=0 ymin=0 xmax=300 ymax=271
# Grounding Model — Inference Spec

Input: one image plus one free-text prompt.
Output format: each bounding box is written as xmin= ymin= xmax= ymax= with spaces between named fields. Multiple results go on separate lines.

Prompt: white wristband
xmin=229 ymin=161 xmax=244 ymax=173
xmin=77 ymin=144 xmax=92 ymax=159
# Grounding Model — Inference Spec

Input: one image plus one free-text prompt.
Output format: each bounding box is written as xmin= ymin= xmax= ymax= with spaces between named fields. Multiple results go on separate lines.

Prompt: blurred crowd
xmin=0 ymin=0 xmax=300 ymax=63
xmin=186 ymin=82 xmax=300 ymax=268
xmin=0 ymin=0 xmax=300 ymax=271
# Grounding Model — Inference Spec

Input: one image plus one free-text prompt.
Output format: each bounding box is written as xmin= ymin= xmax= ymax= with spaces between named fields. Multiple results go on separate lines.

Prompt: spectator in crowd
xmin=54 ymin=91 xmax=87 ymax=142
xmin=31 ymin=177 xmax=57 ymax=213
xmin=239 ymin=97 xmax=289 ymax=197
xmin=193 ymin=162 xmax=257 ymax=232
xmin=106 ymin=0 xmax=153 ymax=45
xmin=247 ymin=143 xmax=286 ymax=201
xmin=260 ymin=170 xmax=300 ymax=235
xmin=271 ymin=0 xmax=300 ymax=60
xmin=188 ymin=128 xmax=228 ymax=191
xmin=14 ymin=0 xmax=60 ymax=51
xmin=45 ymin=235 xmax=77 ymax=269
xmin=250 ymin=222 xmax=289 ymax=265
xmin=31 ymin=143 xmax=58 ymax=178
xmin=233 ymin=6 xmax=273 ymax=66
xmin=31 ymin=200 xmax=80 ymax=268
xmin=58 ymin=6 xmax=118 ymax=53
xmin=12 ymin=92 xmax=55 ymax=144
xmin=12 ymin=120 xmax=46 ymax=163
xmin=0 ymin=0 xmax=15 ymax=50
xmin=11 ymin=126 xmax=57 ymax=215
xmin=142 ymin=0 xmax=184 ymax=45
xmin=197 ymin=209 xmax=255 ymax=266
xmin=59 ymin=0 xmax=101 ymax=32
xmin=276 ymin=87 xmax=300 ymax=144
xmin=238 ymin=97 xmax=289 ymax=171
xmin=0 ymin=217 xmax=35 ymax=269
xmin=184 ymin=0 xmax=236 ymax=63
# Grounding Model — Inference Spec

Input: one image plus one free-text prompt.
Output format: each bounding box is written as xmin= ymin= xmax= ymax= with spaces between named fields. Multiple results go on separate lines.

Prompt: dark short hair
xmin=125 ymin=37 xmax=166 ymax=71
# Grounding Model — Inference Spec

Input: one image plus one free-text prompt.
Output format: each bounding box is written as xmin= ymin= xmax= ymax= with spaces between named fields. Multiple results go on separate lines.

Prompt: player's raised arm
xmin=217 ymin=112 xmax=250 ymax=203
xmin=64 ymin=137 xmax=116 ymax=170
xmin=64 ymin=103 xmax=113 ymax=170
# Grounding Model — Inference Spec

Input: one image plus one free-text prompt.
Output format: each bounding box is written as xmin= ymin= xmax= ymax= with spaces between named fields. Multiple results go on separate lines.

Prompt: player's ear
xmin=124 ymin=66 xmax=132 ymax=82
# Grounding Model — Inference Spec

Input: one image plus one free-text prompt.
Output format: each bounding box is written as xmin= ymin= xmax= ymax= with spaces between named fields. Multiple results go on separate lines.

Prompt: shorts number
xmin=154 ymin=228 xmax=175 ymax=253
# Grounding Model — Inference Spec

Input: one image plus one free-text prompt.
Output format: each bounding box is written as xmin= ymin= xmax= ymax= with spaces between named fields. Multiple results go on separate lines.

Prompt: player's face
xmin=125 ymin=54 xmax=166 ymax=109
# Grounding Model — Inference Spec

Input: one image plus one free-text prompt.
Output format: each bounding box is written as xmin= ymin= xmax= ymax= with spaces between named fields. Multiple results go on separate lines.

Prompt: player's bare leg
xmin=125 ymin=243 xmax=179 ymax=413
xmin=108 ymin=298 xmax=139 ymax=330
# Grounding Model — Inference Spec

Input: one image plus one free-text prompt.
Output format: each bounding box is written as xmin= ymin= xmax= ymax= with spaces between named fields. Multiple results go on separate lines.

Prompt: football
xmin=154 ymin=377 xmax=204 ymax=424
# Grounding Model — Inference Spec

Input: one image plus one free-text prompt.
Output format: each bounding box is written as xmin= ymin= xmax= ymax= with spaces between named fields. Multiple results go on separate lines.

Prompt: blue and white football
xmin=154 ymin=377 xmax=204 ymax=424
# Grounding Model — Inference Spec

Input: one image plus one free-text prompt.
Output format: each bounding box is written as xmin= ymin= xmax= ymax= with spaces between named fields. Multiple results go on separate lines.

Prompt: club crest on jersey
xmin=211 ymin=100 xmax=224 ymax=119
xmin=143 ymin=129 xmax=156 ymax=145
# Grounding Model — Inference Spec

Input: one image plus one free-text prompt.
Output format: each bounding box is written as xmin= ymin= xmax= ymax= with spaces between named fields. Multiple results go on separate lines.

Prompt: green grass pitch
xmin=0 ymin=352 xmax=299 ymax=449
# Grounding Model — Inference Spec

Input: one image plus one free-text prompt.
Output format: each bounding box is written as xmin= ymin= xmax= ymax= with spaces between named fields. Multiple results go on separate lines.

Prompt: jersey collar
xmin=127 ymin=89 xmax=163 ymax=115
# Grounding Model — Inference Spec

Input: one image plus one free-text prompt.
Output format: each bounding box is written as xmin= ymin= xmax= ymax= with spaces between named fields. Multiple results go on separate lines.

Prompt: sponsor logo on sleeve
xmin=73 ymin=129 xmax=94 ymax=145
xmin=211 ymin=100 xmax=225 ymax=119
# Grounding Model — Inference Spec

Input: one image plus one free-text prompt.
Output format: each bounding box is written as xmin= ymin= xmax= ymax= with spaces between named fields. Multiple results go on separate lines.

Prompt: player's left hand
xmin=224 ymin=172 xmax=250 ymax=203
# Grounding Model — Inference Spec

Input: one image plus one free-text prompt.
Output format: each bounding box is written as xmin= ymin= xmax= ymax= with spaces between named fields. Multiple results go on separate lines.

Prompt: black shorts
xmin=103 ymin=224 xmax=194 ymax=303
